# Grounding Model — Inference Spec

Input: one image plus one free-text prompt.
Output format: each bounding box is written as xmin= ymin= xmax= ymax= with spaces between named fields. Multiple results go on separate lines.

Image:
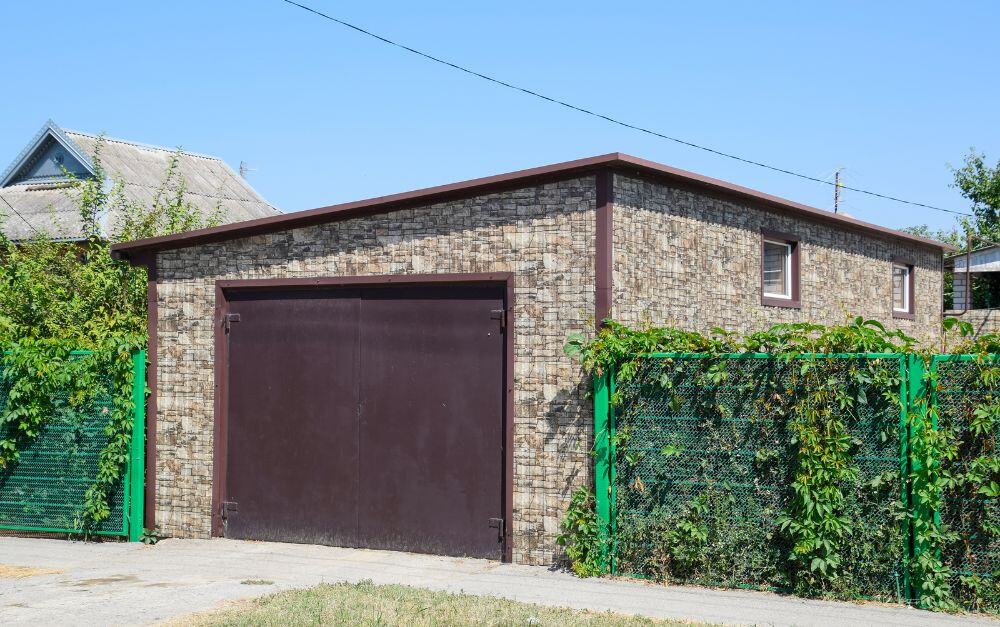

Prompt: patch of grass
xmin=0 ymin=564 xmax=63 ymax=579
xmin=187 ymin=579 xmax=700 ymax=626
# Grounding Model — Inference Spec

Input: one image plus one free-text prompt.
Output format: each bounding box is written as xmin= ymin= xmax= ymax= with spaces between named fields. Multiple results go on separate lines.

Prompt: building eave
xmin=110 ymin=152 xmax=957 ymax=260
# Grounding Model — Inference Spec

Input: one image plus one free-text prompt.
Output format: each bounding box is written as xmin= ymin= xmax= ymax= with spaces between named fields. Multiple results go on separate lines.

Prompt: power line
xmin=278 ymin=0 xmax=972 ymax=218
xmin=0 ymin=193 xmax=46 ymax=238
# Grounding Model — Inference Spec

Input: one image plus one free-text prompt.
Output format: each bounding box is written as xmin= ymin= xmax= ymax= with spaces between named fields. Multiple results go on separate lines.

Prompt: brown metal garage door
xmin=218 ymin=282 xmax=506 ymax=559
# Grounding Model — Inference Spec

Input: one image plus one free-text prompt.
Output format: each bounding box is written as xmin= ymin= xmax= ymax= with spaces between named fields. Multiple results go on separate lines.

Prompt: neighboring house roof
xmin=0 ymin=120 xmax=280 ymax=241
xmin=112 ymin=152 xmax=954 ymax=259
xmin=946 ymin=244 xmax=1000 ymax=273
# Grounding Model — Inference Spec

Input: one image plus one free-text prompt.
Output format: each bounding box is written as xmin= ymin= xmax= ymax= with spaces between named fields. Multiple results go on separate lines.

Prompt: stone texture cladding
xmin=153 ymin=178 xmax=596 ymax=565
xmin=611 ymin=174 xmax=943 ymax=343
xmin=944 ymin=309 xmax=1000 ymax=339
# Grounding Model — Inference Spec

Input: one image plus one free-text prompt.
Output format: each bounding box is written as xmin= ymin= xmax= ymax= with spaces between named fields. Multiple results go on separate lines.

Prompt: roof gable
xmin=0 ymin=120 xmax=95 ymax=187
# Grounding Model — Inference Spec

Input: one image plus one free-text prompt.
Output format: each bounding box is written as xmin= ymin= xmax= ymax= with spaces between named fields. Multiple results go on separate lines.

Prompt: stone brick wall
xmin=153 ymin=177 xmax=596 ymax=565
xmin=944 ymin=309 xmax=1000 ymax=340
xmin=612 ymin=174 xmax=943 ymax=343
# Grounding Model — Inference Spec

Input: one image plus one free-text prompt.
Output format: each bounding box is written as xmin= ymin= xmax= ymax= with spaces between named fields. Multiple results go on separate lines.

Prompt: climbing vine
xmin=563 ymin=317 xmax=1000 ymax=614
xmin=556 ymin=487 xmax=607 ymax=577
xmin=0 ymin=139 xmax=219 ymax=532
xmin=907 ymin=318 xmax=1000 ymax=612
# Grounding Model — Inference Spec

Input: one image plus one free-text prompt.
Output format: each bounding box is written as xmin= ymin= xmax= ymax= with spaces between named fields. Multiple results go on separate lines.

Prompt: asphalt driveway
xmin=0 ymin=537 xmax=995 ymax=626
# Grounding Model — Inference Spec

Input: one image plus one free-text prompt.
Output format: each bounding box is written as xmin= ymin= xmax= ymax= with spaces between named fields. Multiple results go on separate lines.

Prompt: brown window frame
xmin=891 ymin=257 xmax=915 ymax=320
xmin=760 ymin=229 xmax=801 ymax=309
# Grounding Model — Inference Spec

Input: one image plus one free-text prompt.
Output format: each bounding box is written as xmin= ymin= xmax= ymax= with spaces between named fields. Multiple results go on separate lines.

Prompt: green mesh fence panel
xmin=931 ymin=356 xmax=1000 ymax=612
xmin=0 ymin=356 xmax=126 ymax=536
xmin=610 ymin=354 xmax=907 ymax=602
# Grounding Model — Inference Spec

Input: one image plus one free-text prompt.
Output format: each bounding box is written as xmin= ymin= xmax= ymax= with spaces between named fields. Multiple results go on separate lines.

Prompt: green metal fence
xmin=594 ymin=352 xmax=998 ymax=607
xmin=0 ymin=350 xmax=145 ymax=541
xmin=927 ymin=355 xmax=1000 ymax=611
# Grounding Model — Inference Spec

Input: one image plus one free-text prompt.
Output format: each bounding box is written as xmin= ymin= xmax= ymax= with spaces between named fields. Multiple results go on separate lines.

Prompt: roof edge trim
xmin=110 ymin=152 xmax=956 ymax=258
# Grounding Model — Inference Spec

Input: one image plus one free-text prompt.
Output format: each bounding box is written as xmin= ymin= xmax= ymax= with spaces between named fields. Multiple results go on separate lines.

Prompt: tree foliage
xmin=0 ymin=138 xmax=220 ymax=531
xmin=905 ymin=151 xmax=1000 ymax=309
xmin=953 ymin=151 xmax=1000 ymax=241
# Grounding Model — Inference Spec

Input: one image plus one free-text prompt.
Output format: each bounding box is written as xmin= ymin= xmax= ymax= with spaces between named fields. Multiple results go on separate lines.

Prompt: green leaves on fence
xmin=0 ymin=341 xmax=142 ymax=533
xmin=556 ymin=487 xmax=608 ymax=577
xmin=780 ymin=380 xmax=859 ymax=586
xmin=911 ymin=356 xmax=1000 ymax=612
xmin=565 ymin=318 xmax=1000 ymax=614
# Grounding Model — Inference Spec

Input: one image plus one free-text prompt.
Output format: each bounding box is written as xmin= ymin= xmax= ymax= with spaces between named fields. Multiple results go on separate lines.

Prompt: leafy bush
xmin=556 ymin=487 xmax=607 ymax=577
xmin=0 ymin=140 xmax=219 ymax=531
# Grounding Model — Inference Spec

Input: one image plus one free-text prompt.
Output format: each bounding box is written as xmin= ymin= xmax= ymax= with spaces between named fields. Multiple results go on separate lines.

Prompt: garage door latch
xmin=221 ymin=500 xmax=239 ymax=518
xmin=490 ymin=309 xmax=506 ymax=331
xmin=488 ymin=517 xmax=505 ymax=543
xmin=223 ymin=313 xmax=241 ymax=333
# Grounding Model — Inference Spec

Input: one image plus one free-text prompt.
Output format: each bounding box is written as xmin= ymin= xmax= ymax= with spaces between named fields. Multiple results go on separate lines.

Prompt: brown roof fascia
xmin=110 ymin=152 xmax=955 ymax=259
xmin=608 ymin=154 xmax=955 ymax=252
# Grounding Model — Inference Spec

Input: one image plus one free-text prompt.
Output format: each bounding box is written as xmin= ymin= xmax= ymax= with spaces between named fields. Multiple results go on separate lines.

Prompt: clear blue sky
xmin=1 ymin=1 xmax=997 ymax=232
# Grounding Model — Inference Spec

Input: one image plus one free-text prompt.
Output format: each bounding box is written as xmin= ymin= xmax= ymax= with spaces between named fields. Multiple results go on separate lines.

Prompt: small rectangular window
xmin=763 ymin=240 xmax=792 ymax=298
xmin=761 ymin=231 xmax=800 ymax=308
xmin=892 ymin=261 xmax=914 ymax=318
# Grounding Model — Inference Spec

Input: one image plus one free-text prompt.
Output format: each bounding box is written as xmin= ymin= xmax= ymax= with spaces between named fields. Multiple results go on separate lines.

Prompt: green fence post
xmin=608 ymin=366 xmax=617 ymax=574
xmin=593 ymin=369 xmax=613 ymax=573
xmin=128 ymin=349 xmax=146 ymax=542
xmin=899 ymin=355 xmax=914 ymax=603
xmin=907 ymin=353 xmax=928 ymax=603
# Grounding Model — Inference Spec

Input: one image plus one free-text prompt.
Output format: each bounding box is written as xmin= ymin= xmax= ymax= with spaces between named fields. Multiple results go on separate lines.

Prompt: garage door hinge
xmin=490 ymin=309 xmax=506 ymax=331
xmin=223 ymin=313 xmax=241 ymax=333
xmin=489 ymin=517 xmax=505 ymax=543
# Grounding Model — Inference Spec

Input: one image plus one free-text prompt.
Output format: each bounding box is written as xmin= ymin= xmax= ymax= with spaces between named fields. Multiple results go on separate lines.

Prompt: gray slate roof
xmin=0 ymin=121 xmax=279 ymax=241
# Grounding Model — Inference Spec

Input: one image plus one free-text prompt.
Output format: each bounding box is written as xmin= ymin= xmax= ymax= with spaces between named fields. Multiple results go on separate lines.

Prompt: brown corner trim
xmin=595 ymin=170 xmax=613 ymax=330
xmin=145 ymin=263 xmax=158 ymax=530
xmin=210 ymin=272 xmax=516 ymax=563
xmin=760 ymin=229 xmax=801 ymax=309
xmin=210 ymin=281 xmax=230 ymax=538
xmin=502 ymin=276 xmax=515 ymax=562
xmin=128 ymin=253 xmax=158 ymax=531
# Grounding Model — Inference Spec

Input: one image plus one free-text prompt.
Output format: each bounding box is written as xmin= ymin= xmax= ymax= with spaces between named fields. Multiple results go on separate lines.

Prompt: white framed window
xmin=763 ymin=240 xmax=793 ymax=299
xmin=761 ymin=231 xmax=800 ymax=308
xmin=892 ymin=263 xmax=912 ymax=314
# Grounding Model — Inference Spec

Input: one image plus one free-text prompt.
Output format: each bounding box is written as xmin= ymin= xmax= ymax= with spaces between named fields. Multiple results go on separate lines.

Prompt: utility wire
xmin=0 ymin=193 xmax=46 ymax=238
xmin=279 ymin=0 xmax=972 ymax=218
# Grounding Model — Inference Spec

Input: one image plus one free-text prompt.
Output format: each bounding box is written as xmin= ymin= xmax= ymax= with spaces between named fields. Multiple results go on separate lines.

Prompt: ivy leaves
xmin=556 ymin=487 xmax=607 ymax=577
xmin=0 ymin=136 xmax=223 ymax=535
xmin=566 ymin=317 xmax=918 ymax=390
xmin=563 ymin=319 xmax=1000 ymax=613
xmin=909 ymin=355 xmax=1000 ymax=612
xmin=778 ymin=372 xmax=862 ymax=586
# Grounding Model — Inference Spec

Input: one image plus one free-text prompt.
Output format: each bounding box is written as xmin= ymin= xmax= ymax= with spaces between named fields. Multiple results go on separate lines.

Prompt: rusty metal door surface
xmin=358 ymin=285 xmax=505 ymax=558
xmin=222 ymin=283 xmax=505 ymax=559
xmin=224 ymin=289 xmax=361 ymax=546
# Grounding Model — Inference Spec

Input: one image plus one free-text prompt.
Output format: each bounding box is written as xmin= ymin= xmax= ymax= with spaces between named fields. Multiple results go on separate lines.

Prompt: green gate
xmin=594 ymin=352 xmax=1000 ymax=608
xmin=0 ymin=350 xmax=145 ymax=541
